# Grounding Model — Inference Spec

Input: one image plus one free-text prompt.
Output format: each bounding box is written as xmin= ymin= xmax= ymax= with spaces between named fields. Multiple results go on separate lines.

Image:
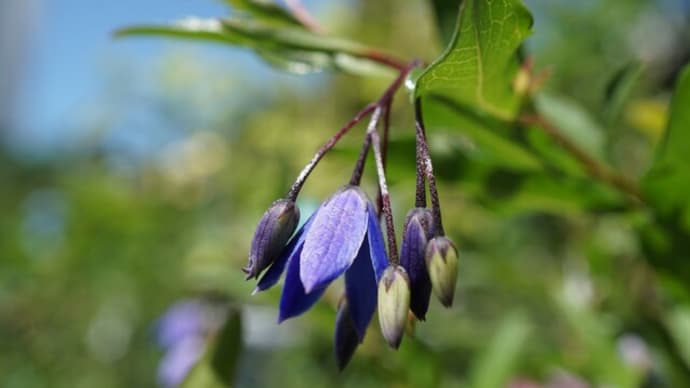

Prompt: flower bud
xmin=244 ymin=199 xmax=300 ymax=280
xmin=400 ymin=208 xmax=434 ymax=320
xmin=377 ymin=265 xmax=410 ymax=349
xmin=425 ymin=236 xmax=459 ymax=307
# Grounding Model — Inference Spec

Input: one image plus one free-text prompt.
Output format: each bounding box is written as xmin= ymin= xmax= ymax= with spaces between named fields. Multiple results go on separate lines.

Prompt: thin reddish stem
xmin=519 ymin=114 xmax=644 ymax=202
xmin=287 ymin=103 xmax=377 ymax=201
xmin=360 ymin=49 xmax=408 ymax=71
xmin=350 ymin=133 xmax=371 ymax=186
xmin=285 ymin=0 xmax=325 ymax=34
xmin=288 ymin=63 xmax=416 ymax=201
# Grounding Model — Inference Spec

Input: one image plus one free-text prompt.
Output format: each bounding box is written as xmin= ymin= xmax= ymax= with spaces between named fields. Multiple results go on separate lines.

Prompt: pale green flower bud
xmin=425 ymin=236 xmax=459 ymax=307
xmin=377 ymin=265 xmax=410 ymax=349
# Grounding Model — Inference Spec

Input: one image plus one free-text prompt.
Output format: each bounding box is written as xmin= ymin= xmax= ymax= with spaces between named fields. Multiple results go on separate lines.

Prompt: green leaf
xmin=420 ymin=96 xmax=626 ymax=216
xmin=115 ymin=17 xmax=393 ymax=76
xmin=114 ymin=18 xmax=241 ymax=45
xmin=223 ymin=0 xmax=302 ymax=27
xmin=209 ymin=307 xmax=243 ymax=386
xmin=429 ymin=0 xmax=461 ymax=46
xmin=642 ymin=64 xmax=690 ymax=229
xmin=181 ymin=307 xmax=243 ymax=388
xmin=480 ymin=172 xmax=624 ymax=216
xmin=415 ymin=0 xmax=533 ymax=120
xmin=524 ymin=124 xmax=586 ymax=177
xmin=535 ymin=92 xmax=606 ymax=161
xmin=602 ymin=62 xmax=644 ymax=126
xmin=639 ymin=65 xmax=690 ymax=285
xmin=667 ymin=306 xmax=690 ymax=367
xmin=424 ymin=95 xmax=543 ymax=171
xmin=219 ymin=18 xmax=366 ymax=53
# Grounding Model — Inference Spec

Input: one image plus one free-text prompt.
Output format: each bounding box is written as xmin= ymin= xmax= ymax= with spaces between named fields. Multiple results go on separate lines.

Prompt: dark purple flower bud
xmin=253 ymin=213 xmax=316 ymax=294
xmin=425 ymin=236 xmax=459 ymax=307
xmin=334 ymin=297 xmax=359 ymax=371
xmin=377 ymin=265 xmax=410 ymax=349
xmin=300 ymin=186 xmax=368 ymax=293
xmin=244 ymin=199 xmax=300 ymax=280
xmin=400 ymin=208 xmax=434 ymax=320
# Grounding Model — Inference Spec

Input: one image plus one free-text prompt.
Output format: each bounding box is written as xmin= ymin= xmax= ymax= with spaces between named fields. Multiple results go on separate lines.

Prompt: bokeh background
xmin=2 ymin=0 xmax=690 ymax=387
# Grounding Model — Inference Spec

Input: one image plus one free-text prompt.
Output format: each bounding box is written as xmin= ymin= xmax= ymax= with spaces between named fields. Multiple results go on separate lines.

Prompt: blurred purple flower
xmin=156 ymin=300 xmax=205 ymax=349
xmin=157 ymin=336 xmax=205 ymax=388
xmin=254 ymin=185 xmax=388 ymax=340
xmin=617 ymin=333 xmax=652 ymax=372
xmin=155 ymin=299 xmax=225 ymax=388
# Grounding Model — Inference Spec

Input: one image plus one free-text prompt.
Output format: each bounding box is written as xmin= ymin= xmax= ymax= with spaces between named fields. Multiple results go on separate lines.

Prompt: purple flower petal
xmin=366 ymin=203 xmax=389 ymax=282
xmin=344 ymin=238 xmax=378 ymax=340
xmin=254 ymin=213 xmax=315 ymax=294
xmin=300 ymin=186 xmax=368 ymax=293
xmin=334 ymin=299 xmax=359 ymax=371
xmin=400 ymin=208 xmax=433 ymax=320
xmin=278 ymin=242 xmax=327 ymax=322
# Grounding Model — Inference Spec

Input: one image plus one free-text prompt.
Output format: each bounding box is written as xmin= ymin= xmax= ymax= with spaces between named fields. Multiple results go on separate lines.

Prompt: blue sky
xmin=12 ymin=0 xmax=227 ymax=152
xmin=8 ymin=0 xmax=324 ymax=155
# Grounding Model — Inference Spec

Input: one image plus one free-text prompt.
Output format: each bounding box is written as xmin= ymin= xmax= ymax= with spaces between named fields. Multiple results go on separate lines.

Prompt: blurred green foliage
xmin=3 ymin=0 xmax=690 ymax=387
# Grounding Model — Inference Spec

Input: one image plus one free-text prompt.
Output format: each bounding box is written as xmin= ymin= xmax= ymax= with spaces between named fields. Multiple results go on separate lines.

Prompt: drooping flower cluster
xmin=244 ymin=63 xmax=459 ymax=369
xmin=252 ymin=186 xmax=387 ymax=330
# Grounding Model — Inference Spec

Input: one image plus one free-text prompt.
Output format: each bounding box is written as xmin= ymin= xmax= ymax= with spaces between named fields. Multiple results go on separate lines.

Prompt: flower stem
xmin=519 ymin=114 xmax=644 ymax=203
xmin=368 ymin=107 xmax=399 ymax=264
xmin=375 ymin=98 xmax=392 ymax=215
xmin=363 ymin=63 xmax=421 ymax=259
xmin=284 ymin=0 xmax=407 ymax=71
xmin=414 ymin=98 xmax=445 ymax=236
xmin=289 ymin=61 xmax=418 ymax=211
xmin=415 ymin=123 xmax=427 ymax=209
xmin=287 ymin=103 xmax=377 ymax=201
xmin=381 ymin=99 xmax=392 ymax=169
xmin=350 ymin=130 xmax=372 ymax=186
xmin=359 ymin=49 xmax=408 ymax=72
